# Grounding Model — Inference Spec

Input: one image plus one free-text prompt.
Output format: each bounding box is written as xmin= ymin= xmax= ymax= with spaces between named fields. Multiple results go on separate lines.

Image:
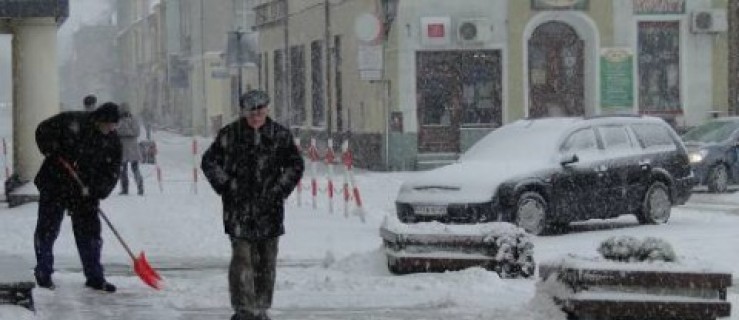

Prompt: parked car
xmin=395 ymin=115 xmax=695 ymax=235
xmin=682 ymin=117 xmax=739 ymax=193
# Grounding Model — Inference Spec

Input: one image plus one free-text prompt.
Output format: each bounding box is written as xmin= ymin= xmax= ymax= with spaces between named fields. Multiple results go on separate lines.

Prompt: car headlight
xmin=688 ymin=149 xmax=708 ymax=163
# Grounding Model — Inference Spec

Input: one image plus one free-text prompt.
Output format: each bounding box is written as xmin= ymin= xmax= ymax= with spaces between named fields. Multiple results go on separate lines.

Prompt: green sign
xmin=600 ymin=48 xmax=634 ymax=109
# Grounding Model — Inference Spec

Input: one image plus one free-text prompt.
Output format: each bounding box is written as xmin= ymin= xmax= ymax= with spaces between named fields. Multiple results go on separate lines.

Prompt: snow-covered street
xmin=0 ymin=117 xmax=738 ymax=319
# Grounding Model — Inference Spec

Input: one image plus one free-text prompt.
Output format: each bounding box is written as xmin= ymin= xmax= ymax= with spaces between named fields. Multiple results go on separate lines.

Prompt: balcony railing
xmin=0 ymin=0 xmax=69 ymax=24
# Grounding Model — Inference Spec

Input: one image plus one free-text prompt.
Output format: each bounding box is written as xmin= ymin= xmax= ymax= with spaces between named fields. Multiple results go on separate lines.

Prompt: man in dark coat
xmin=201 ymin=90 xmax=304 ymax=320
xmin=33 ymin=102 xmax=122 ymax=293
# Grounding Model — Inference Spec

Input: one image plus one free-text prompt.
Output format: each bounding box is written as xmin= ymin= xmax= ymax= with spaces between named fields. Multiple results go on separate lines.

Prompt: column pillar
xmin=12 ymin=19 xmax=60 ymax=182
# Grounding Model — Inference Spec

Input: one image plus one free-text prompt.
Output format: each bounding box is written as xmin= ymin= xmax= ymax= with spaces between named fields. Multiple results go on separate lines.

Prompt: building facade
xmin=254 ymin=0 xmax=730 ymax=170
xmin=115 ymin=0 xmax=257 ymax=135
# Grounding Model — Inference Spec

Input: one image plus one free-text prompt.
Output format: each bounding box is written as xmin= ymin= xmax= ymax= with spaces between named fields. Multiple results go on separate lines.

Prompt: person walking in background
xmin=82 ymin=94 xmax=97 ymax=111
xmin=33 ymin=102 xmax=122 ymax=293
xmin=201 ymin=90 xmax=304 ymax=320
xmin=117 ymin=103 xmax=144 ymax=195
xmin=140 ymin=104 xmax=154 ymax=140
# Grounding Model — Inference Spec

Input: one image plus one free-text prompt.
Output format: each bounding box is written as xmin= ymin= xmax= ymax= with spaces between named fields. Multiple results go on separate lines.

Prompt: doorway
xmin=528 ymin=21 xmax=585 ymax=118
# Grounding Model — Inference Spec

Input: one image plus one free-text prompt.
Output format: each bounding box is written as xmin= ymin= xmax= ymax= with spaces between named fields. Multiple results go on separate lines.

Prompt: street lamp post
xmin=227 ymin=28 xmax=248 ymax=116
xmin=235 ymin=28 xmax=244 ymax=100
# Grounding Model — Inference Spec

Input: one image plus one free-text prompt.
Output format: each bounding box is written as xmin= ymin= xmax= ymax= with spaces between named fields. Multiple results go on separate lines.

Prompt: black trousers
xmin=229 ymin=237 xmax=279 ymax=317
xmin=120 ymin=161 xmax=144 ymax=194
xmin=33 ymin=193 xmax=104 ymax=282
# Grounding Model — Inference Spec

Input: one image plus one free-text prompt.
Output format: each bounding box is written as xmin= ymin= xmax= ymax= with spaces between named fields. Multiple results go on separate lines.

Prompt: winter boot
xmin=85 ymin=279 xmax=116 ymax=293
xmin=35 ymin=272 xmax=55 ymax=290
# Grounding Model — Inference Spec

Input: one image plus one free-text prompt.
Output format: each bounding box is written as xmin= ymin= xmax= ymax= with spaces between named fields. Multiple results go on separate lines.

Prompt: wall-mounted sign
xmin=420 ymin=17 xmax=451 ymax=46
xmin=600 ymin=48 xmax=634 ymax=109
xmin=390 ymin=111 xmax=403 ymax=132
xmin=358 ymin=44 xmax=383 ymax=81
xmin=531 ymin=0 xmax=588 ymax=10
xmin=633 ymin=0 xmax=685 ymax=14
xmin=355 ymin=13 xmax=383 ymax=44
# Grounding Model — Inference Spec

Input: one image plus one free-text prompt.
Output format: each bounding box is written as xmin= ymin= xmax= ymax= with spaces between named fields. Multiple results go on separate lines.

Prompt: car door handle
xmin=638 ymin=160 xmax=651 ymax=170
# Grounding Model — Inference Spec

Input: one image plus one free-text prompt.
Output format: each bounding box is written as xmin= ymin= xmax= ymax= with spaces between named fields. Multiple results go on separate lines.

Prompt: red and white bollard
xmin=2 ymin=137 xmax=9 ymax=180
xmin=151 ymin=140 xmax=163 ymax=193
xmin=341 ymin=140 xmax=365 ymax=222
xmin=308 ymin=138 xmax=320 ymax=209
xmin=325 ymin=139 xmax=336 ymax=215
xmin=191 ymin=138 xmax=198 ymax=194
xmin=294 ymin=137 xmax=303 ymax=206
xmin=156 ymin=163 xmax=163 ymax=193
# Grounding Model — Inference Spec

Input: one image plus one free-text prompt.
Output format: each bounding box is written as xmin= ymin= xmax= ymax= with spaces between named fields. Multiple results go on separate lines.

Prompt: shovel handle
xmin=97 ymin=208 xmax=137 ymax=261
xmin=58 ymin=158 xmax=137 ymax=261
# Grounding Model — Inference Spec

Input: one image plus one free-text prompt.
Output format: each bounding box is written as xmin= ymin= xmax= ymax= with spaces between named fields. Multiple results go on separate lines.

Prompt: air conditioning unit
xmin=456 ymin=19 xmax=491 ymax=45
xmin=691 ymin=9 xmax=728 ymax=33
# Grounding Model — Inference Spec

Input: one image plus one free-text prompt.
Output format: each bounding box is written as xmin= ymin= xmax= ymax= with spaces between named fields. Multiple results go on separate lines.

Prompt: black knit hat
xmin=90 ymin=102 xmax=121 ymax=123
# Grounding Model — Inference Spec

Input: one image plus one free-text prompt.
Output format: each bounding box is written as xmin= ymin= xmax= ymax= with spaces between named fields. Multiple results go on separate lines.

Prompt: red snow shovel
xmin=58 ymin=158 xmax=163 ymax=290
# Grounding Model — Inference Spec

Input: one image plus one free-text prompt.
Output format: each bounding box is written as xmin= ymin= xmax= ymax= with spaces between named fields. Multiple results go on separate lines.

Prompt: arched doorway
xmin=528 ymin=21 xmax=584 ymax=118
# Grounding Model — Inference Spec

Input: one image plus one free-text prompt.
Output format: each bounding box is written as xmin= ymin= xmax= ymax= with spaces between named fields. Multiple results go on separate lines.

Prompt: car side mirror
xmin=560 ymin=153 xmax=579 ymax=166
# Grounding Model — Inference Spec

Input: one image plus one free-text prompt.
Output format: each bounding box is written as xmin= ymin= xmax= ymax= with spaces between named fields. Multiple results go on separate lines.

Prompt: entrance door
xmin=528 ymin=21 xmax=584 ymax=118
xmin=416 ymin=52 xmax=462 ymax=153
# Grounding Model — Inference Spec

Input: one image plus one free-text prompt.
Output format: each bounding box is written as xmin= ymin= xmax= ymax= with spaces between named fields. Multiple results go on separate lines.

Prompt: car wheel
xmin=707 ymin=165 xmax=729 ymax=193
xmin=638 ymin=181 xmax=671 ymax=224
xmin=515 ymin=192 xmax=548 ymax=235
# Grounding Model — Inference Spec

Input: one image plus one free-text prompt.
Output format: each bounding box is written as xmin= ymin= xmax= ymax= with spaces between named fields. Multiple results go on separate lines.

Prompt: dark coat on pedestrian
xmin=201 ymin=117 xmax=304 ymax=241
xmin=117 ymin=106 xmax=143 ymax=163
xmin=34 ymin=111 xmax=122 ymax=211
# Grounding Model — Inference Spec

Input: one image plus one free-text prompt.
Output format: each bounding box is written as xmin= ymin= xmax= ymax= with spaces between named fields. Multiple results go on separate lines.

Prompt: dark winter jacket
xmin=201 ymin=117 xmax=304 ymax=240
xmin=117 ymin=112 xmax=143 ymax=162
xmin=34 ymin=111 xmax=122 ymax=211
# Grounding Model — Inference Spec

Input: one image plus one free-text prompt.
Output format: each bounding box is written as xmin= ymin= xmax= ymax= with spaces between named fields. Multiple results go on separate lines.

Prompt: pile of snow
xmin=597 ymin=236 xmax=676 ymax=262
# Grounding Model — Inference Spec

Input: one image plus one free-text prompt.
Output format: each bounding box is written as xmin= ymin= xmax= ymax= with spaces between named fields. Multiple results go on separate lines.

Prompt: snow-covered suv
xmin=395 ymin=115 xmax=696 ymax=235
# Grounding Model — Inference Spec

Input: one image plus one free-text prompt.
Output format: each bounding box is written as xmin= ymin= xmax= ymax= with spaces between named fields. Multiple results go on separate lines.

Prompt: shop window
xmin=290 ymin=45 xmax=306 ymax=126
xmin=311 ymin=40 xmax=325 ymax=127
xmin=459 ymin=51 xmax=502 ymax=127
xmin=638 ymin=21 xmax=681 ymax=114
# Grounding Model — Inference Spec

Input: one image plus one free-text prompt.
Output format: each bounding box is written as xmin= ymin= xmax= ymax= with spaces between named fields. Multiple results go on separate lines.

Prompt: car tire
xmin=707 ymin=164 xmax=729 ymax=193
xmin=638 ymin=181 xmax=671 ymax=225
xmin=515 ymin=192 xmax=548 ymax=235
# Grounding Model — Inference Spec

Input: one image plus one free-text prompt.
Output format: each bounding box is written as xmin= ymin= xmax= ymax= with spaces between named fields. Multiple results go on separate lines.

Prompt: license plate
xmin=413 ymin=205 xmax=447 ymax=216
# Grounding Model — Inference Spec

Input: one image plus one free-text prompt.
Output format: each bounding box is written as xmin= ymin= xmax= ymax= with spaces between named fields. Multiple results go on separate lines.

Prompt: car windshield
xmin=459 ymin=118 xmax=576 ymax=163
xmin=682 ymin=120 xmax=739 ymax=143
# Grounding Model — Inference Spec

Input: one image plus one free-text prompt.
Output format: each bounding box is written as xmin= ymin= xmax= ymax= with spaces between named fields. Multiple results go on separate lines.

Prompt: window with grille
xmin=638 ymin=21 xmax=681 ymax=115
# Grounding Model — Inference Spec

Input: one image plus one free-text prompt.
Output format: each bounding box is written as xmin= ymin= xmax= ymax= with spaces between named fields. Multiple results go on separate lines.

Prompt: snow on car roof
xmin=460 ymin=117 xmax=580 ymax=162
xmin=460 ymin=115 xmax=670 ymax=162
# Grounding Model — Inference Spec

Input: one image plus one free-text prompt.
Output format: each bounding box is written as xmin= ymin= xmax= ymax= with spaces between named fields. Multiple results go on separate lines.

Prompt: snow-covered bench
xmin=380 ymin=218 xmax=535 ymax=278
xmin=0 ymin=255 xmax=35 ymax=311
xmin=539 ymin=258 xmax=732 ymax=320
